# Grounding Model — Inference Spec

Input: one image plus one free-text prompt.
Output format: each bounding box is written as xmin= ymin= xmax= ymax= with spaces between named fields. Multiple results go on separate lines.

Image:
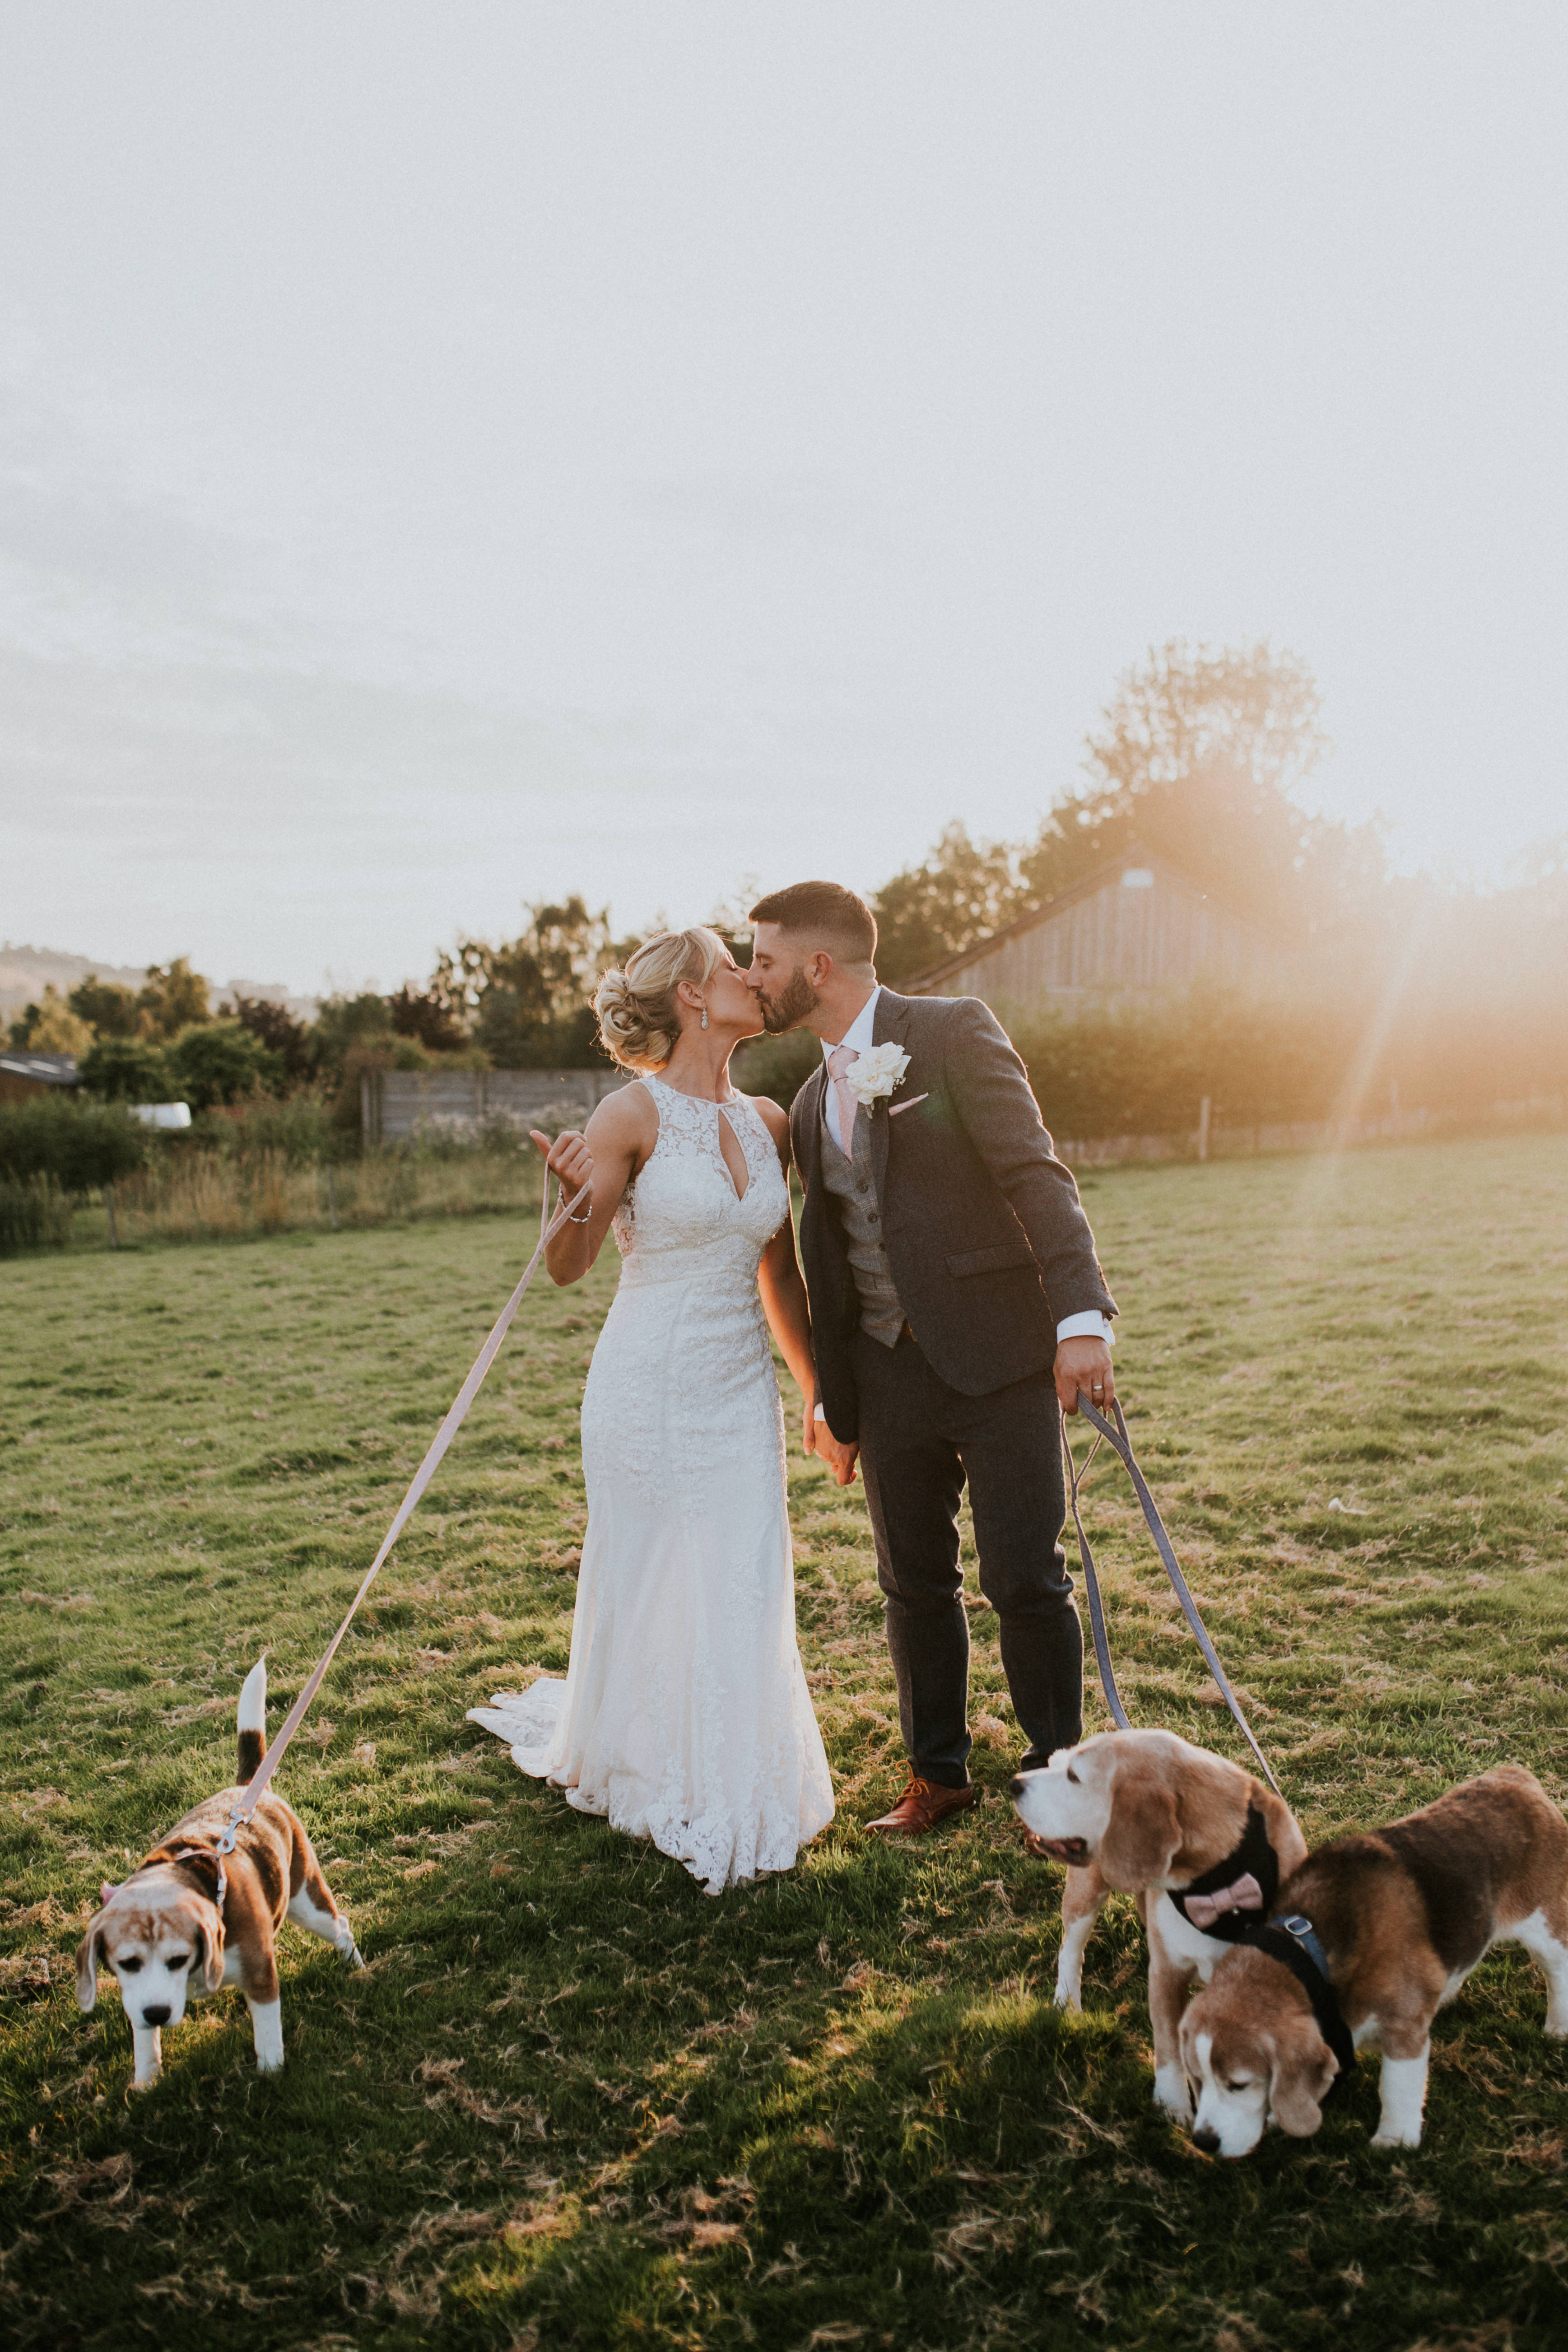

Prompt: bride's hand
xmin=805 ymin=1406 xmax=860 ymax=1487
xmin=530 ymin=1127 xmax=592 ymax=1207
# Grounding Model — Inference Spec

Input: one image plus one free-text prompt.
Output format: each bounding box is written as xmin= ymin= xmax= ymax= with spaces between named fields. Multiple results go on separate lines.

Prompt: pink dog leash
xmin=214 ymin=1172 xmax=589 ymax=1864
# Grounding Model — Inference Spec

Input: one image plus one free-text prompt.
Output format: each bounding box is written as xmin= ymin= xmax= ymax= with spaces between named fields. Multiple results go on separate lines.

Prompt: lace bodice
xmin=613 ymin=1075 xmax=790 ymax=1281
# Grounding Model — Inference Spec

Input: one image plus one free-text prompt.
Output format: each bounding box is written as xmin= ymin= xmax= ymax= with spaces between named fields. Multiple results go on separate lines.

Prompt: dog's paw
xmin=131 ymin=2069 xmax=162 ymax=2092
xmin=346 ymin=1942 xmax=366 ymax=1971
xmin=1051 ymin=1977 xmax=1083 ymax=2012
xmin=1152 ymin=2064 xmax=1192 ymax=2121
xmin=1370 ymin=2127 xmax=1422 ymax=2151
xmin=256 ymin=2049 xmax=285 ymax=2074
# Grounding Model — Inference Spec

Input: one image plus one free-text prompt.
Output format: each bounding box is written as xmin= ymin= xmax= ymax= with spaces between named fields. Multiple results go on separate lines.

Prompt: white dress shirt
xmin=819 ymin=987 xmax=1115 ymax=1350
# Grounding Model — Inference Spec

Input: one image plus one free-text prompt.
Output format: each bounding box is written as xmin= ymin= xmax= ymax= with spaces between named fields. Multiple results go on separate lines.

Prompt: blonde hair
xmin=594 ymin=927 xmax=726 ymax=1071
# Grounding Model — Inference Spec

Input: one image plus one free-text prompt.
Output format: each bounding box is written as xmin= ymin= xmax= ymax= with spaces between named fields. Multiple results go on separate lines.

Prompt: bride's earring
xmin=700 ymin=1004 xmax=708 ymax=1029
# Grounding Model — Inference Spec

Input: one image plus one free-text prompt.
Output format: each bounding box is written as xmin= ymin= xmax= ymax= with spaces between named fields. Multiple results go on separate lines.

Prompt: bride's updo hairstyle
xmin=594 ymin=926 xmax=726 ymax=1071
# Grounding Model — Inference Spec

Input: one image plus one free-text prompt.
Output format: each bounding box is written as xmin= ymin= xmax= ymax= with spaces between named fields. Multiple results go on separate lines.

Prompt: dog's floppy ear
xmin=76 ymin=1915 xmax=109 ymax=2013
xmin=196 ymin=1910 xmax=227 ymax=1994
xmin=1267 ymin=2016 xmax=1338 ymax=2138
xmin=1100 ymin=1770 xmax=1181 ymax=1889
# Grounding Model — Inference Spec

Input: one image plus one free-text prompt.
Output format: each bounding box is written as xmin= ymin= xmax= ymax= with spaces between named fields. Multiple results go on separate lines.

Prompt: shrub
xmin=0 ymin=1099 xmax=149 ymax=1192
xmin=167 ymin=1022 xmax=283 ymax=1112
xmin=308 ymin=993 xmax=401 ymax=1080
xmin=402 ymin=1111 xmax=539 ymax=1162
xmin=79 ymin=1037 xmax=175 ymax=1102
xmin=196 ymin=1089 xmax=345 ymax=1166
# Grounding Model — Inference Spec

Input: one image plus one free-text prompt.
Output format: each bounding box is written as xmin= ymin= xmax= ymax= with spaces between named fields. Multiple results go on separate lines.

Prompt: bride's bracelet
xmin=563 ymin=1193 xmax=592 ymax=1225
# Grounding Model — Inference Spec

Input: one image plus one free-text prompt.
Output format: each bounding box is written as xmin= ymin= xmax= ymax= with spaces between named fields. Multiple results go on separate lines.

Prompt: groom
xmin=746 ymin=880 xmax=1119 ymax=1835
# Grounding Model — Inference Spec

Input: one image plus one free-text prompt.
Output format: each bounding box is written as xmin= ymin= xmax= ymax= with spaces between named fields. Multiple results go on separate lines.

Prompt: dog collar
xmin=1168 ymin=1801 xmax=1280 ymax=1941
xmin=1239 ymin=1910 xmax=1357 ymax=2097
xmin=136 ymin=1841 xmax=228 ymax=1916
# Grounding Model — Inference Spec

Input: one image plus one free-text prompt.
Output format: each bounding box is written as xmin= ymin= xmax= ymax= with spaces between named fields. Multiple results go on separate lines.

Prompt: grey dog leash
xmin=1065 ymin=1390 xmax=1282 ymax=1797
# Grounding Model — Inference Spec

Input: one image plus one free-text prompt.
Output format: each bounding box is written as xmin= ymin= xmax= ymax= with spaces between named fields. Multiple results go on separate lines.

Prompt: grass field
xmin=2 ymin=1131 xmax=1566 ymax=2352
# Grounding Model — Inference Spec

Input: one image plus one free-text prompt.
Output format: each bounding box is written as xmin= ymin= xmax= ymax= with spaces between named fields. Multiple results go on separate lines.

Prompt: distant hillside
xmin=0 ymin=945 xmax=149 ymax=1016
xmin=0 ymin=945 xmax=316 ymax=1022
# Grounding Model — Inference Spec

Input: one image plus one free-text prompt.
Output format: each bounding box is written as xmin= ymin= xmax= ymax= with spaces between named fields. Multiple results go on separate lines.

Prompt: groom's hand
xmin=1055 ymin=1336 xmax=1115 ymax=1418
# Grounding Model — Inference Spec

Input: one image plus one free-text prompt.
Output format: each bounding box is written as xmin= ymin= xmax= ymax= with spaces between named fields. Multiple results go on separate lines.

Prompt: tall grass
xmin=87 ymin=1142 xmax=545 ymax=1248
xmin=0 ymin=1084 xmax=553 ymax=1253
xmin=0 ymin=1175 xmax=74 ymax=1255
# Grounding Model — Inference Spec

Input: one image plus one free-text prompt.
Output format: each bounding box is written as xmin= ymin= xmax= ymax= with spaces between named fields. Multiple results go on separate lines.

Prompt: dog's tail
xmin=237 ymin=1655 xmax=267 ymax=1784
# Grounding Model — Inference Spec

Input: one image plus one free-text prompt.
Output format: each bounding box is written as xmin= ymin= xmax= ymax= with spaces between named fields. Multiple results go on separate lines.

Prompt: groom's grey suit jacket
xmin=790 ymin=987 xmax=1116 ymax=1442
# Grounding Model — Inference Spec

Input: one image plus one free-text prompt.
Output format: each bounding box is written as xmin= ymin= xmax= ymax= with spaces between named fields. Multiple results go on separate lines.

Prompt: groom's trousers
xmin=852 ymin=1325 xmax=1083 ymax=1788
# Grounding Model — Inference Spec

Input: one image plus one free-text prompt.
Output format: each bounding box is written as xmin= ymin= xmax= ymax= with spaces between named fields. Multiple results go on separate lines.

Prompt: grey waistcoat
xmin=819 ymin=1092 xmax=907 ymax=1347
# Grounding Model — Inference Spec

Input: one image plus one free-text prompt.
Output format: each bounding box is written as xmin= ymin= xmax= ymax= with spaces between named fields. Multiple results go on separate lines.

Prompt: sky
xmin=2 ymin=4 xmax=1565 ymax=996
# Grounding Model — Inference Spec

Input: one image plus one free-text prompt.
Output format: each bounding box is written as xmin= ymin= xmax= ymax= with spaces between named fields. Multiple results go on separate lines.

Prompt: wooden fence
xmin=363 ymin=1069 xmax=1559 ymax=1164
xmin=361 ymin=1067 xmax=631 ymax=1145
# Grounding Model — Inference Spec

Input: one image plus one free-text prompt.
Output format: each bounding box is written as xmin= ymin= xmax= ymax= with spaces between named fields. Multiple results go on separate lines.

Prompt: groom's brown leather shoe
xmin=865 ymin=1776 xmax=981 ymax=1836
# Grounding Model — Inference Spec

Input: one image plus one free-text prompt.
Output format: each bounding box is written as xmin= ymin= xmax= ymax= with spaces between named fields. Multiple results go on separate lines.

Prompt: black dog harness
xmin=1168 ymin=1802 xmax=1281 ymax=1943
xmin=1238 ymin=1911 xmax=1358 ymax=2097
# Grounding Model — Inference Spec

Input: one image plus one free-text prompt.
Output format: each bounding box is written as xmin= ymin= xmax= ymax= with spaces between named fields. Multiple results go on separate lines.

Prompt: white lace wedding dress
xmin=468 ymin=1074 xmax=835 ymax=1894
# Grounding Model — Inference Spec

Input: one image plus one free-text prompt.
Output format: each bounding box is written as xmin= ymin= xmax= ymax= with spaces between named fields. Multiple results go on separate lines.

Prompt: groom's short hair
xmin=749 ymin=881 xmax=877 ymax=969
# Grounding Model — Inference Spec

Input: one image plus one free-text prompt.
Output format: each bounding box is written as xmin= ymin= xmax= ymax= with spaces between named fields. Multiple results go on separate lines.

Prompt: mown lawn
xmin=2 ymin=1131 xmax=1566 ymax=2352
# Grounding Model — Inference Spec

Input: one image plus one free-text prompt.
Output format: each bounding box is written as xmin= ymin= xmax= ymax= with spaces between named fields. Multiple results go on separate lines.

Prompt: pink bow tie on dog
xmin=1182 ymin=1872 xmax=1265 ymax=1929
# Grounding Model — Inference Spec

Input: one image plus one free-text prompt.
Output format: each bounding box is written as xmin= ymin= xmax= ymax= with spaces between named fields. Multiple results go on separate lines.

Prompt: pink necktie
xmin=827 ymin=1045 xmax=859 ymax=1153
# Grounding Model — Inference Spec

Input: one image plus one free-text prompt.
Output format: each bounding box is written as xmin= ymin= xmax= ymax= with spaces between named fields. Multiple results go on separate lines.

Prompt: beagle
xmin=1011 ymin=1728 xmax=1307 ymax=2119
xmin=1180 ymin=1765 xmax=1568 ymax=2156
xmin=75 ymin=1658 xmax=363 ymax=2087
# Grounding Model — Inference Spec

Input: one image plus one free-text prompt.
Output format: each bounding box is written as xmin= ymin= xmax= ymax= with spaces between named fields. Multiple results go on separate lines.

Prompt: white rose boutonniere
xmin=845 ymin=1041 xmax=912 ymax=1108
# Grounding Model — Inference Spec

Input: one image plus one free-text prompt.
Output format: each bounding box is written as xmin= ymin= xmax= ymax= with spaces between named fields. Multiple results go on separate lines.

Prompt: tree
xmin=138 ymin=959 xmax=210 ymax=1039
xmin=78 ymin=1037 xmax=175 ymax=1102
xmin=7 ymin=985 xmax=95 ymax=1057
xmin=229 ymin=995 xmax=313 ymax=1085
xmin=865 ymin=647 xmax=1375 ymax=981
xmin=307 ymin=992 xmax=399 ymax=1080
xmin=872 ymin=824 xmax=1032 ymax=983
xmin=68 ymin=975 xmax=143 ymax=1039
xmin=1021 ymin=640 xmax=1381 ymax=936
xmin=167 ymin=1022 xmax=282 ymax=1112
xmin=388 ymin=983 xmax=469 ymax=1055
xmin=429 ymin=898 xmax=631 ymax=1068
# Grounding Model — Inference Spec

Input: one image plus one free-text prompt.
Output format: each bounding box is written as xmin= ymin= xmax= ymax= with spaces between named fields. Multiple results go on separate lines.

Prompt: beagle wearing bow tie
xmin=1182 ymin=1766 xmax=1568 ymax=2156
xmin=1012 ymin=1727 xmax=1306 ymax=2120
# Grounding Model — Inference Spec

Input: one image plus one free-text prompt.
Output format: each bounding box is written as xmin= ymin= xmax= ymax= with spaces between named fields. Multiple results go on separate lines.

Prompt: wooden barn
xmin=0 ymin=1051 xmax=79 ymax=1106
xmin=905 ymin=847 xmax=1281 ymax=1010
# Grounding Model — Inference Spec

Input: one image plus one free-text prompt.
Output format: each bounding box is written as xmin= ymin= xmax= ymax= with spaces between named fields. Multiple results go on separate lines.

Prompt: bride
xmin=468 ymin=927 xmax=847 ymax=1893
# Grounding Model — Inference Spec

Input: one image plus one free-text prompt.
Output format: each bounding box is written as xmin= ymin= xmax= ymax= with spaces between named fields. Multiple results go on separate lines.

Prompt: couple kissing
xmin=468 ymin=880 xmax=1119 ymax=1894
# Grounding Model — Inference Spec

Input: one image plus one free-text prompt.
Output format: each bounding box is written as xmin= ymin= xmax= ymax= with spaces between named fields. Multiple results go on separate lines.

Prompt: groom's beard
xmin=756 ymin=965 xmax=820 ymax=1034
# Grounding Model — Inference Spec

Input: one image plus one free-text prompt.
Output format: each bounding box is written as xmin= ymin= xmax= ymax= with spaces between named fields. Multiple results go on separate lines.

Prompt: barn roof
xmin=901 ymin=843 xmax=1269 ymax=995
xmin=0 ymin=1052 xmax=80 ymax=1087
